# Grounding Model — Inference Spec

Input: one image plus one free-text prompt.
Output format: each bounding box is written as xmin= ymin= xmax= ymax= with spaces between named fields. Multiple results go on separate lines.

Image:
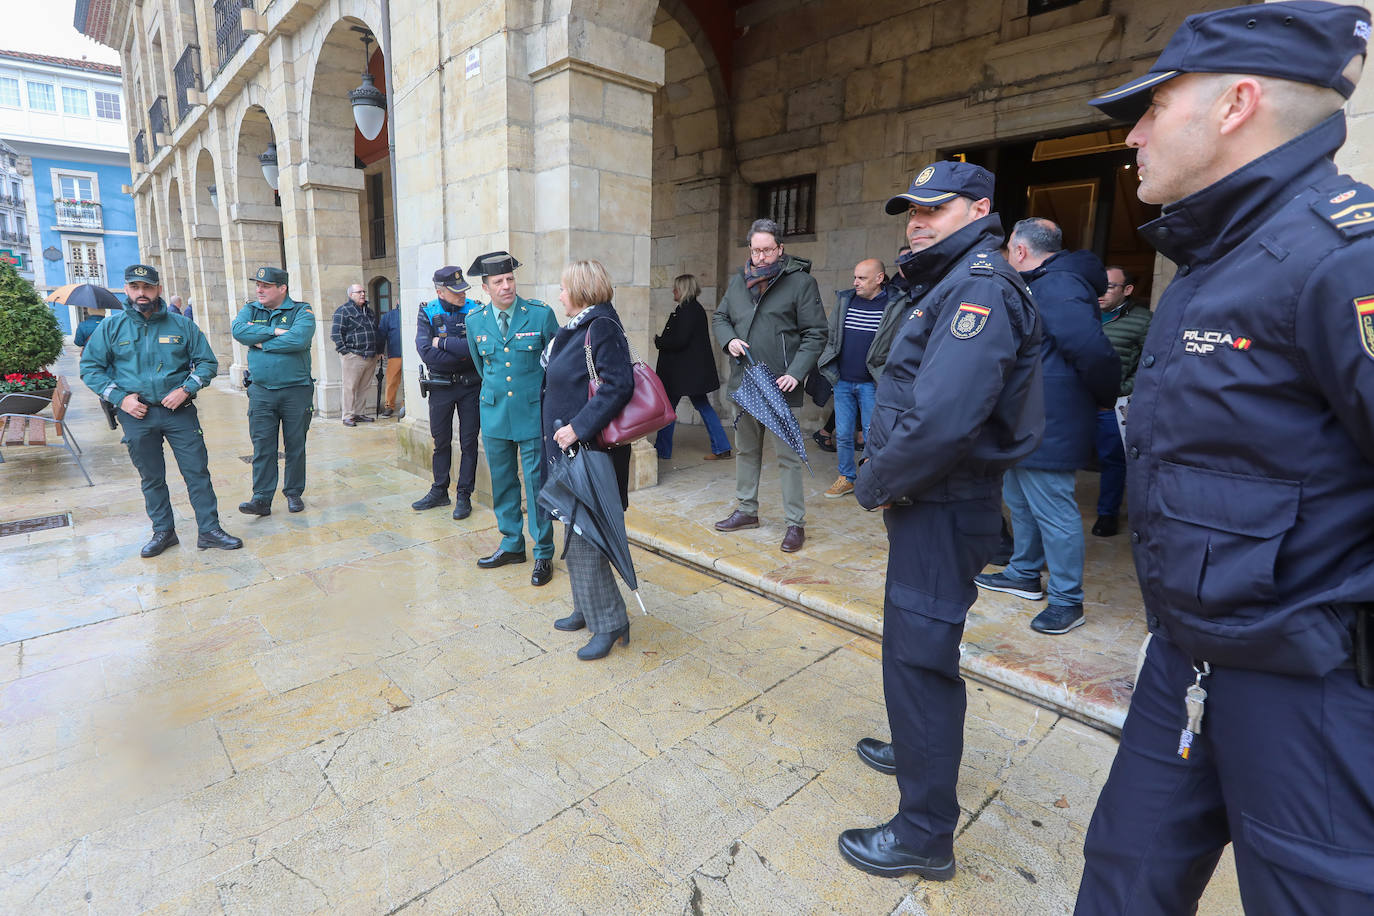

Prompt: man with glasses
xmin=330 ymin=283 xmax=380 ymax=427
xmin=1091 ymin=266 xmax=1150 ymax=537
xmin=712 ymin=218 xmax=828 ymax=553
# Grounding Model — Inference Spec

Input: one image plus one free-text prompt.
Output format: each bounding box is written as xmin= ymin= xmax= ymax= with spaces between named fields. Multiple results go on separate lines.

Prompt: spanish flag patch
xmin=1355 ymin=295 xmax=1374 ymax=361
xmin=951 ymin=302 xmax=990 ymax=339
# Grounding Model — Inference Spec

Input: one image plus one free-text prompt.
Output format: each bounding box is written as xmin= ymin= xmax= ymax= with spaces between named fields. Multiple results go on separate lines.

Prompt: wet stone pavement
xmin=0 ymin=350 xmax=1242 ymax=914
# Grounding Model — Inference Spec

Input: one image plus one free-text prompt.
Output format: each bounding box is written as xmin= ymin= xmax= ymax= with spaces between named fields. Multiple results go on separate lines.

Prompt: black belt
xmin=429 ymin=371 xmax=478 ymax=383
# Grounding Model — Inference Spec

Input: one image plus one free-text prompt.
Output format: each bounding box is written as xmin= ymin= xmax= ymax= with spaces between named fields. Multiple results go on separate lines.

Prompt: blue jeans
xmin=833 ymin=378 xmax=876 ymax=481
xmin=1002 ymin=467 xmax=1085 ymax=606
xmin=1095 ymin=408 xmax=1126 ymax=517
xmin=655 ymin=394 xmax=732 ymax=458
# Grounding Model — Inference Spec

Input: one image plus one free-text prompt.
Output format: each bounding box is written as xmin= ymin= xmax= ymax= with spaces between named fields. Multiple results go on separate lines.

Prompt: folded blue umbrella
xmin=729 ymin=351 xmax=813 ymax=475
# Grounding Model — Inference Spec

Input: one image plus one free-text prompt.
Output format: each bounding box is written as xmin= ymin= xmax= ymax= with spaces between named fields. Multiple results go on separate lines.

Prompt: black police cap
xmin=432 ymin=265 xmax=470 ymax=293
xmin=467 ymin=251 xmax=521 ymax=277
xmin=1090 ymin=1 xmax=1371 ymax=122
xmin=885 ymin=161 xmax=996 ymax=215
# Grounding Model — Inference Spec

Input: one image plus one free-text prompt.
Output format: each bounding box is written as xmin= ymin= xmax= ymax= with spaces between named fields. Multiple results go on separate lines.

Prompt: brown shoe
xmin=781 ymin=526 xmax=805 ymax=552
xmin=703 ymin=450 xmax=733 ymax=460
xmin=714 ymin=510 xmax=760 ymax=532
xmin=824 ymin=476 xmax=855 ymax=499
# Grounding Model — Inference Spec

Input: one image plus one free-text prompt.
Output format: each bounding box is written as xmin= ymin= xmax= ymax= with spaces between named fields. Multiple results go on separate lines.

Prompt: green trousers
xmin=484 ymin=434 xmax=554 ymax=559
xmin=119 ymin=402 xmax=221 ymax=534
xmin=734 ymin=410 xmax=806 ymax=527
xmin=247 ymin=384 xmax=313 ymax=503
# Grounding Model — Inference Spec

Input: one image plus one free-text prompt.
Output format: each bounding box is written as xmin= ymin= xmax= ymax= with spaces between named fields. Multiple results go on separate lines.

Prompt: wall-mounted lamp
xmin=259 ymin=142 xmax=279 ymax=190
xmin=349 ymin=28 xmax=386 ymax=141
xmin=207 ymin=184 xmax=218 ymax=207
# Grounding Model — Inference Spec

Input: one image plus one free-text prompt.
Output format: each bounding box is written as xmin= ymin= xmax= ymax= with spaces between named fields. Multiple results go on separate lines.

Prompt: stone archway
xmin=191 ymin=147 xmax=232 ymax=365
xmin=229 ymin=105 xmax=286 ymax=384
xmin=298 ymin=12 xmax=387 ymax=417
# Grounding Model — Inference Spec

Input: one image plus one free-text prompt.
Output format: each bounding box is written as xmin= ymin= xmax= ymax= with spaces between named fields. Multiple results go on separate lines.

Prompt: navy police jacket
xmin=855 ymin=215 xmax=1044 ymax=508
xmin=416 ymin=299 xmax=477 ymax=377
xmin=1128 ymin=113 xmax=1374 ymax=678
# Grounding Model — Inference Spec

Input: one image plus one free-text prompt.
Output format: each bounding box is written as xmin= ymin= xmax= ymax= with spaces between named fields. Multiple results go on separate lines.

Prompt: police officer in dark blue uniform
xmin=412 ymin=266 xmax=481 ymax=520
xmin=1075 ymin=4 xmax=1374 ymax=912
xmin=837 ymin=161 xmax=1044 ymax=880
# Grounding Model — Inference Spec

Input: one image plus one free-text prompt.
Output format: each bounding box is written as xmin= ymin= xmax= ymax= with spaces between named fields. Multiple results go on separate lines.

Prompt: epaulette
xmin=525 ymin=299 xmax=549 ymax=308
xmin=968 ymin=251 xmax=998 ymax=276
xmin=1313 ymin=186 xmax=1374 ymax=238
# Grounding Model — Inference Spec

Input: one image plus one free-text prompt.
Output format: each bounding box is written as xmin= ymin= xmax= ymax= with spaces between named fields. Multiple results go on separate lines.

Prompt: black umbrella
xmin=64 ymin=284 xmax=123 ymax=312
xmin=729 ymin=351 xmax=813 ymax=474
xmin=537 ymin=443 xmax=646 ymax=614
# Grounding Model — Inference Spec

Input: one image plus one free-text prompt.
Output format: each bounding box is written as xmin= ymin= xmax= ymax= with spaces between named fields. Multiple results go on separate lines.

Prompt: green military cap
xmin=254 ymin=266 xmax=289 ymax=285
xmin=124 ymin=264 xmax=160 ymax=284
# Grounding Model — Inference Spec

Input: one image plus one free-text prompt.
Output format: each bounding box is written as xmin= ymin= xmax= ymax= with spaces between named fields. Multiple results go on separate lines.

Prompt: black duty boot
xmin=452 ymin=493 xmax=472 ymax=520
xmin=838 ymin=824 xmax=955 ymax=880
xmin=197 ymin=527 xmax=244 ymax=550
xmin=856 ymin=737 xmax=896 ymax=775
xmin=140 ymin=530 xmax=179 ymax=558
xmin=286 ymin=495 xmax=305 ymax=513
xmin=412 ymin=488 xmax=450 ymax=511
xmin=531 ymin=559 xmax=553 ymax=586
xmin=238 ymin=499 xmax=271 ymax=517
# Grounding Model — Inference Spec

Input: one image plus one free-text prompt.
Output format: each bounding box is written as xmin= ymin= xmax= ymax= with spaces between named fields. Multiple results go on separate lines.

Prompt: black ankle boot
xmin=577 ymin=625 xmax=629 ymax=660
xmin=554 ymin=611 xmax=586 ymax=631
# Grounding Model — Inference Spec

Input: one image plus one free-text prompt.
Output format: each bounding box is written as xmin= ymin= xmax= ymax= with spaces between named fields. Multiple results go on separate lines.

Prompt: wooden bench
xmin=0 ymin=377 xmax=94 ymax=486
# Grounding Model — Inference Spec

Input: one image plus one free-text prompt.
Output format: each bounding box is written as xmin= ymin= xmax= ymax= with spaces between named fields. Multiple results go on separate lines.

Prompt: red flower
xmin=4 ymin=374 xmax=21 ymax=383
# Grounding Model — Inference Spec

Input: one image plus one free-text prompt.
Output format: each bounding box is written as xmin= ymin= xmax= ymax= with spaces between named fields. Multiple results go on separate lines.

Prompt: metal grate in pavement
xmin=0 ymin=514 xmax=72 ymax=538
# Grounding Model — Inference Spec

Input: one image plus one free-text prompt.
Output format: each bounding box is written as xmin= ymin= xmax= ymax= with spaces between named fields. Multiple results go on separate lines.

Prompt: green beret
xmin=255 ymin=266 xmax=289 ymax=285
xmin=124 ymin=264 xmax=160 ymax=284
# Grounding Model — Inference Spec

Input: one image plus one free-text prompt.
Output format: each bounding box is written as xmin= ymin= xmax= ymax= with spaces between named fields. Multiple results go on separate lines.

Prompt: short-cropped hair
xmin=1105 ymin=265 xmax=1137 ymax=286
xmin=1011 ymin=218 xmax=1063 ymax=256
xmin=561 ymin=259 xmax=615 ymax=309
xmin=673 ymin=274 xmax=701 ymax=302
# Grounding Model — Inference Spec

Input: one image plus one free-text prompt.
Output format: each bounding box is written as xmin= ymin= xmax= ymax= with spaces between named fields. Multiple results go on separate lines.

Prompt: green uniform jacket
xmin=817 ymin=286 xmax=911 ymax=385
xmin=711 ymin=255 xmax=828 ymax=408
xmin=80 ymin=301 xmax=218 ymax=406
xmin=231 ymin=296 xmax=317 ymax=389
xmin=1101 ymin=300 xmax=1152 ymax=396
xmin=465 ymin=296 xmax=561 ymax=442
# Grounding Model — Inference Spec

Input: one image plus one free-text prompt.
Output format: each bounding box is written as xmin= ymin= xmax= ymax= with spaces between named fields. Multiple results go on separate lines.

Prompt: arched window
xmin=369 ymin=276 xmax=391 ymax=321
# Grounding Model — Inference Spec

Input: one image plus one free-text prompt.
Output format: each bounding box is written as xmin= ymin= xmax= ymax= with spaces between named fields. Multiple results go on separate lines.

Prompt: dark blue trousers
xmin=882 ymin=495 xmax=1002 ymax=857
xmin=1095 ymin=409 xmax=1126 ymax=518
xmin=427 ymin=376 xmax=480 ymax=495
xmin=1077 ymin=634 xmax=1374 ymax=915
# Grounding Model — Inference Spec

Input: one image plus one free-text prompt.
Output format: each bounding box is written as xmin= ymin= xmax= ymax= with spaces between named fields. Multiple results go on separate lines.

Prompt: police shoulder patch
xmin=1313 ymin=189 xmax=1374 ymax=237
xmin=1354 ymin=295 xmax=1374 ymax=361
xmin=951 ymin=302 xmax=990 ymax=339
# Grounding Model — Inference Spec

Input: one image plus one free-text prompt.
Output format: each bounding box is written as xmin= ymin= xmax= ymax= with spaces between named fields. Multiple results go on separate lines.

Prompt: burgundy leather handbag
xmin=584 ymin=323 xmax=677 ymax=448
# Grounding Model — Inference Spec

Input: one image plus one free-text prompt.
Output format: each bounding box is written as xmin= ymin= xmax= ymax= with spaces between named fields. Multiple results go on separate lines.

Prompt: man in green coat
xmin=231 ymin=266 xmax=317 ymax=516
xmin=465 ymin=251 xmax=561 ymax=586
xmin=711 ymin=218 xmax=828 ymax=553
xmin=80 ymin=264 xmax=243 ymax=557
xmin=1092 ymin=265 xmax=1152 ymax=537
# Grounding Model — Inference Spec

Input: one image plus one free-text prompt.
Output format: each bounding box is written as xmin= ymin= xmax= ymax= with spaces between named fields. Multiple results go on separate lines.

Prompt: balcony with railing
xmin=148 ymin=96 xmax=170 ymax=146
xmin=0 ymin=193 xmax=22 ymax=208
xmin=134 ymin=130 xmax=147 ymax=165
xmin=174 ymin=45 xmax=203 ymax=122
xmin=68 ymin=262 xmax=105 ymax=285
xmin=55 ymin=201 xmax=104 ymax=231
xmin=0 ymin=229 xmax=27 ymax=246
xmin=215 ymin=0 xmax=254 ymax=73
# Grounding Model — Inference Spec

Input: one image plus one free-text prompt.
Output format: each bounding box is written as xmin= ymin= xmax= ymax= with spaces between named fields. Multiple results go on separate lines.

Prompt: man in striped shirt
xmin=818 ymin=258 xmax=907 ymax=498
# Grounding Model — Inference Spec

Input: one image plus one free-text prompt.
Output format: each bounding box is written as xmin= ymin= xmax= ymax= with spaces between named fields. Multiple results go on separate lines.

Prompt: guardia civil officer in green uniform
xmin=80 ymin=264 xmax=243 ymax=557
xmin=231 ymin=266 xmax=317 ymax=515
xmin=464 ymin=251 xmax=561 ymax=586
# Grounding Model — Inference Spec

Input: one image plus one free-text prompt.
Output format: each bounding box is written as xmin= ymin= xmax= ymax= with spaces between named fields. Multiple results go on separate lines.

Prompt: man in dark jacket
xmin=976 ymin=218 xmax=1119 ymax=635
xmin=376 ymin=303 xmax=404 ymax=418
xmin=1092 ymin=266 xmax=1151 ymax=537
xmin=711 ymin=218 xmax=828 ymax=553
xmin=817 ymin=258 xmax=908 ymax=498
xmin=840 ymin=160 xmax=1044 ymax=881
xmin=412 ymin=266 xmax=481 ymax=520
xmin=330 ymin=283 xmax=380 ymax=426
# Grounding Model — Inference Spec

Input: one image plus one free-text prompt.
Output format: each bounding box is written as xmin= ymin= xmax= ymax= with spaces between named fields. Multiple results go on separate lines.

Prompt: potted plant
xmin=0 ymin=260 xmax=63 ymax=415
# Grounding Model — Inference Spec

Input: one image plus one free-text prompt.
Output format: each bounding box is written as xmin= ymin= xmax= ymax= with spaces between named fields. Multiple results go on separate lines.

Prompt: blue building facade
xmin=0 ymin=50 xmax=138 ymax=334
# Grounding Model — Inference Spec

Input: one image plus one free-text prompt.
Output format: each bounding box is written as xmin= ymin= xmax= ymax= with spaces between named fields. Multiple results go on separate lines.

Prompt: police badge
xmin=951 ymin=302 xmax=989 ymax=339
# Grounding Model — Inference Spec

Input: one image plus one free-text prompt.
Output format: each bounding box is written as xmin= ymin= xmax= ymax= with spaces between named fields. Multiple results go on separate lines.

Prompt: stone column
xmin=189 ymin=221 xmax=232 ymax=369
xmin=525 ymin=16 xmax=665 ymax=487
xmin=227 ymin=205 xmax=285 ymax=386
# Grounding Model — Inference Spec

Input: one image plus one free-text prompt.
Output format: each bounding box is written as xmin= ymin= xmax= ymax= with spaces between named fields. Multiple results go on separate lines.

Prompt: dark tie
xmin=498 ymin=311 xmax=509 ymax=338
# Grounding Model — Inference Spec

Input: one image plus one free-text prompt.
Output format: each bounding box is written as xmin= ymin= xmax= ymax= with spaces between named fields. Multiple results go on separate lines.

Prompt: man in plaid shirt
xmin=330 ymin=283 xmax=380 ymax=426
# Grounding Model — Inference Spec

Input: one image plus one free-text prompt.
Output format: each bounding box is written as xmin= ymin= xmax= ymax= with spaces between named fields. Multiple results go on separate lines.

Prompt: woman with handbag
xmin=652 ymin=274 xmax=732 ymax=460
xmin=541 ymin=259 xmax=637 ymax=660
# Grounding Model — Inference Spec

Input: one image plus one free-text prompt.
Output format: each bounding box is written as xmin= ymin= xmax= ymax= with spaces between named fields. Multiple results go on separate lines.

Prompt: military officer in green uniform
xmin=465 ymin=251 xmax=561 ymax=586
xmin=231 ymin=266 xmax=317 ymax=516
xmin=80 ymin=264 xmax=244 ymax=557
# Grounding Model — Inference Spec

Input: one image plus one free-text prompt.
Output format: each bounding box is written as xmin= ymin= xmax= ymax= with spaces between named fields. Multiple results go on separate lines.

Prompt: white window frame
xmin=53 ymin=169 xmax=100 ymax=205
xmin=93 ymin=90 xmax=121 ymax=120
xmin=26 ymin=81 xmax=56 ymax=112
xmin=64 ymin=238 xmax=107 ymax=285
xmin=60 ymin=86 xmax=90 ymax=118
xmin=0 ymin=76 xmax=19 ymax=109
